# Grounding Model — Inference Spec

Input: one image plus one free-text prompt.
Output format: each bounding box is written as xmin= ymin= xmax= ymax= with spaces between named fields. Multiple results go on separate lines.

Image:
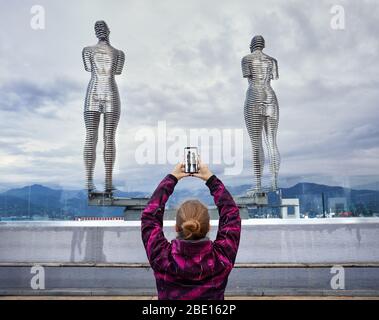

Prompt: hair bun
xmin=182 ymin=219 xmax=201 ymax=239
xmin=176 ymin=199 xmax=210 ymax=240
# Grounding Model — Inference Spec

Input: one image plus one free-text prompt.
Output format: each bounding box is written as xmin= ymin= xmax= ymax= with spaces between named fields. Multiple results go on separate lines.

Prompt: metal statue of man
xmin=242 ymin=35 xmax=280 ymax=192
xmin=82 ymin=20 xmax=125 ymax=193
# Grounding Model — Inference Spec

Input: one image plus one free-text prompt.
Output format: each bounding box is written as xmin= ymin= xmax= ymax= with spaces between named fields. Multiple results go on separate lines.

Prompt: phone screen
xmin=184 ymin=147 xmax=199 ymax=173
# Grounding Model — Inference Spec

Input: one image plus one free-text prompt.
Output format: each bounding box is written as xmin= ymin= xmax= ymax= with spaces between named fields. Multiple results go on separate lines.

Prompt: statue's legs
xmin=244 ymin=102 xmax=264 ymax=191
xmin=103 ymin=110 xmax=120 ymax=192
xmin=84 ymin=111 xmax=101 ymax=191
xmin=263 ymin=107 xmax=280 ymax=191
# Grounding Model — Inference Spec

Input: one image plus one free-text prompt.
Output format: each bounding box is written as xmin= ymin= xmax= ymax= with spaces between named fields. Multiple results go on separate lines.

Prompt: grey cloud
xmin=0 ymin=78 xmax=81 ymax=115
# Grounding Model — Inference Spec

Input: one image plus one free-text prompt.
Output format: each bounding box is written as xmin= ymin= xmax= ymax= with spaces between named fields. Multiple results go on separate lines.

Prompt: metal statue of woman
xmin=242 ymin=35 xmax=280 ymax=192
xmin=82 ymin=21 xmax=125 ymax=193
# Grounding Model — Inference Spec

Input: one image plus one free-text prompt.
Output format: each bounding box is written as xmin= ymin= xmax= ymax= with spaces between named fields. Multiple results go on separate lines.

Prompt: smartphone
xmin=184 ymin=147 xmax=199 ymax=173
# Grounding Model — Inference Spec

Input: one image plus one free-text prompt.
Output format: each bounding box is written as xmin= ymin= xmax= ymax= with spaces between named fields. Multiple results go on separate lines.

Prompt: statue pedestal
xmin=88 ymin=192 xmax=150 ymax=220
xmin=234 ymin=192 xmax=268 ymax=207
xmin=234 ymin=190 xmax=302 ymax=219
xmin=234 ymin=191 xmax=268 ymax=218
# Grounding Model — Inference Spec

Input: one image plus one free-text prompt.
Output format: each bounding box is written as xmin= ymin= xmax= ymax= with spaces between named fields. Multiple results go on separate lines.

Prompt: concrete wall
xmin=1 ymin=218 xmax=379 ymax=296
xmin=1 ymin=218 xmax=379 ymax=264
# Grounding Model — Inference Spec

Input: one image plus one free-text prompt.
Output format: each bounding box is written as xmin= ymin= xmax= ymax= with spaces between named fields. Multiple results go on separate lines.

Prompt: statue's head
xmin=94 ymin=20 xmax=110 ymax=41
xmin=250 ymin=35 xmax=265 ymax=52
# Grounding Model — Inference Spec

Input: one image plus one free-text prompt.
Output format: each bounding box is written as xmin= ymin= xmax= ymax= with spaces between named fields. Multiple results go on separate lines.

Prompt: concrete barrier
xmin=1 ymin=218 xmax=379 ymax=296
xmin=1 ymin=218 xmax=379 ymax=264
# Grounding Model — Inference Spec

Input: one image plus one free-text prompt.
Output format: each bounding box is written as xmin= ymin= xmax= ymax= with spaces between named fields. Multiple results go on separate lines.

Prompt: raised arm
xmin=193 ymin=163 xmax=241 ymax=264
xmin=206 ymin=175 xmax=241 ymax=264
xmin=141 ymin=174 xmax=177 ymax=270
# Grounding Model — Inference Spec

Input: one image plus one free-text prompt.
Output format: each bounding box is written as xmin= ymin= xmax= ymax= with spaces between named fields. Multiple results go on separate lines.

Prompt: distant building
xmin=281 ymin=198 xmax=300 ymax=219
xmin=328 ymin=197 xmax=348 ymax=214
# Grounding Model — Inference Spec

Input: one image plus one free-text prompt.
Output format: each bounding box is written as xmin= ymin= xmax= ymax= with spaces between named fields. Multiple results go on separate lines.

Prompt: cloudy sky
xmin=0 ymin=0 xmax=378 ymax=192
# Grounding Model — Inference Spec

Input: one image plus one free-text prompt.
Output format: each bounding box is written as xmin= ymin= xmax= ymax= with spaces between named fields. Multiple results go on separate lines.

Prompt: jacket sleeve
xmin=206 ymin=175 xmax=241 ymax=264
xmin=141 ymin=174 xmax=178 ymax=271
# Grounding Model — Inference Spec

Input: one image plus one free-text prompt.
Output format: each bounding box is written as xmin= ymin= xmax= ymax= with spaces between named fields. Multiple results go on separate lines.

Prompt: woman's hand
xmin=171 ymin=163 xmax=190 ymax=180
xmin=193 ymin=161 xmax=213 ymax=181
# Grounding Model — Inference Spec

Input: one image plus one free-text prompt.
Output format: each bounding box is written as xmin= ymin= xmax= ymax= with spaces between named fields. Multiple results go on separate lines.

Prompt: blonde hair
xmin=176 ymin=200 xmax=210 ymax=240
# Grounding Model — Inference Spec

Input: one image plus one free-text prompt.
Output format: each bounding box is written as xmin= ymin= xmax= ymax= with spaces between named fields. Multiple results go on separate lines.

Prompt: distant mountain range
xmin=0 ymin=182 xmax=378 ymax=220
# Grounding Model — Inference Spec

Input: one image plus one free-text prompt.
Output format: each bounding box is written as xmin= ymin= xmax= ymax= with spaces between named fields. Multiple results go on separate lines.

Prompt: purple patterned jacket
xmin=141 ymin=174 xmax=241 ymax=300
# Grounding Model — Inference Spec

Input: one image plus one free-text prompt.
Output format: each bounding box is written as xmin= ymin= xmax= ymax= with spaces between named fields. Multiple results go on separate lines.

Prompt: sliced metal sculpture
xmin=82 ymin=20 xmax=125 ymax=193
xmin=242 ymin=35 xmax=280 ymax=192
